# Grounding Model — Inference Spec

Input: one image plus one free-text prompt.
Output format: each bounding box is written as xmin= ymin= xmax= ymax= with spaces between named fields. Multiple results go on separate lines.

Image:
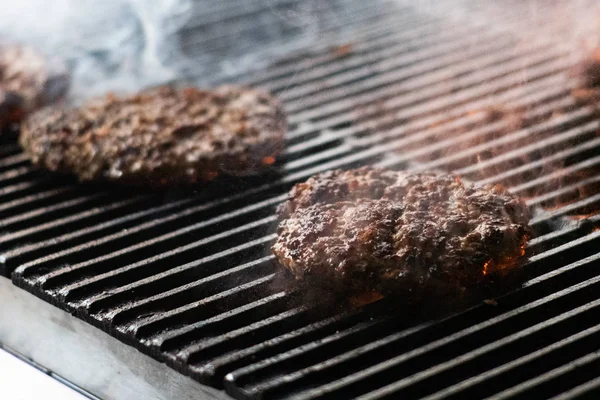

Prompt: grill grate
xmin=3 ymin=0 xmax=600 ymax=399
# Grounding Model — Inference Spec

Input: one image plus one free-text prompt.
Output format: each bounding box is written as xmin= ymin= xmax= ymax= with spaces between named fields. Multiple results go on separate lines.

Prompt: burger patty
xmin=572 ymin=47 xmax=600 ymax=90
xmin=20 ymin=85 xmax=286 ymax=187
xmin=0 ymin=43 xmax=69 ymax=129
xmin=272 ymin=167 xmax=531 ymax=296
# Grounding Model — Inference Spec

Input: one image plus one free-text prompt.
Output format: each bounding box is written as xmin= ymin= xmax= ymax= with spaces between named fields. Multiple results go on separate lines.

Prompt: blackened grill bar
xmin=2 ymin=0 xmax=600 ymax=399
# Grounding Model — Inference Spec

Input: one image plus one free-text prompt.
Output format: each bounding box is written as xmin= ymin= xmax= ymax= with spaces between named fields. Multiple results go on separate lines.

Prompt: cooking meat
xmin=272 ymin=167 xmax=531 ymax=297
xmin=20 ymin=85 xmax=286 ymax=187
xmin=572 ymin=47 xmax=600 ymax=90
xmin=277 ymin=167 xmax=401 ymax=218
xmin=0 ymin=43 xmax=69 ymax=130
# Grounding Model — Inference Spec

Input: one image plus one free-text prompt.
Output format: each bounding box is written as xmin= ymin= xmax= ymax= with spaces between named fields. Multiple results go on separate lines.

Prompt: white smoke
xmin=178 ymin=0 xmax=369 ymax=86
xmin=0 ymin=0 xmax=387 ymax=101
xmin=0 ymin=0 xmax=192 ymax=100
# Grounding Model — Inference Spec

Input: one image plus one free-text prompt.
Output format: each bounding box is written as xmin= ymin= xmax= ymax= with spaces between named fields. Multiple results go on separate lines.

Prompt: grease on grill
xmin=483 ymin=299 xmax=498 ymax=306
xmin=273 ymin=167 xmax=531 ymax=303
xmin=330 ymin=43 xmax=354 ymax=58
xmin=20 ymin=85 xmax=287 ymax=187
xmin=0 ymin=43 xmax=69 ymax=131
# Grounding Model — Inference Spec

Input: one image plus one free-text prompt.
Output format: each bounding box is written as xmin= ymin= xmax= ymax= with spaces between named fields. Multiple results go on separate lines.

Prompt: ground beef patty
xmin=272 ymin=167 xmax=531 ymax=297
xmin=571 ymin=47 xmax=600 ymax=90
xmin=20 ymin=85 xmax=286 ymax=187
xmin=0 ymin=43 xmax=69 ymax=130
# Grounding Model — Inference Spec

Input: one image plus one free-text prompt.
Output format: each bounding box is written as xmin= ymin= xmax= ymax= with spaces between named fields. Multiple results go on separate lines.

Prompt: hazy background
xmin=0 ymin=0 xmax=386 ymax=100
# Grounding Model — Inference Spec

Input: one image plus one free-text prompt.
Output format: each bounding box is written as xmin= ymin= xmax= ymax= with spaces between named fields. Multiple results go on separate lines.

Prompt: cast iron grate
xmin=2 ymin=0 xmax=600 ymax=399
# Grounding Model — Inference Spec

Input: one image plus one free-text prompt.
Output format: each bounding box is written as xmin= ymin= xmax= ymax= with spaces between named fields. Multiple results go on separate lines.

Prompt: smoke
xmin=378 ymin=0 xmax=600 ymax=224
xmin=0 ymin=0 xmax=191 ymax=100
xmin=0 ymin=0 xmax=374 ymax=101
xmin=178 ymin=0 xmax=371 ymax=86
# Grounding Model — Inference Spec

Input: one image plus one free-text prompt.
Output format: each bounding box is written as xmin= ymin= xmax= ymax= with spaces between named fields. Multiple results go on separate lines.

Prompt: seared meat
xmin=272 ymin=167 xmax=531 ymax=296
xmin=277 ymin=167 xmax=403 ymax=218
xmin=20 ymin=85 xmax=286 ymax=187
xmin=572 ymin=47 xmax=600 ymax=90
xmin=0 ymin=43 xmax=69 ymax=130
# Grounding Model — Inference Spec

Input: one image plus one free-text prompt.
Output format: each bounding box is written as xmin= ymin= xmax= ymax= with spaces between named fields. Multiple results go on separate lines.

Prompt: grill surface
xmin=3 ymin=0 xmax=600 ymax=399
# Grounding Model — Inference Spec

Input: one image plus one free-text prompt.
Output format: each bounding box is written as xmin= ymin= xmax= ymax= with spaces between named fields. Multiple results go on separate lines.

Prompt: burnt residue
xmin=20 ymin=85 xmax=287 ymax=188
xmin=330 ymin=43 xmax=354 ymax=58
xmin=272 ymin=167 xmax=531 ymax=301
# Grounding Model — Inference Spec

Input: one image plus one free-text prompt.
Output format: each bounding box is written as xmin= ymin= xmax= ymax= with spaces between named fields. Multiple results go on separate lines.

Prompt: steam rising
xmin=0 ymin=0 xmax=372 ymax=101
xmin=0 ymin=0 xmax=190 ymax=98
xmin=0 ymin=0 xmax=192 ymax=100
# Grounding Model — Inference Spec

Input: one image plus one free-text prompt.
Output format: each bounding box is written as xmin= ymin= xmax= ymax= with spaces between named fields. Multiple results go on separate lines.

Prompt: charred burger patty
xmin=0 ymin=43 xmax=69 ymax=130
xmin=20 ymin=85 xmax=286 ymax=187
xmin=272 ymin=167 xmax=531 ymax=296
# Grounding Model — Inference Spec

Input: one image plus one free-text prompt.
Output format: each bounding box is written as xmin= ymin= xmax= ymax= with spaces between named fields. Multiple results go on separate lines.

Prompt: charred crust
xmin=0 ymin=43 xmax=69 ymax=130
xmin=273 ymin=167 xmax=531 ymax=297
xmin=20 ymin=85 xmax=286 ymax=187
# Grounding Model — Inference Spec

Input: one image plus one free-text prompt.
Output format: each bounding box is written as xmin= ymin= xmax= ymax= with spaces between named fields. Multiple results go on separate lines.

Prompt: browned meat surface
xmin=273 ymin=167 xmax=531 ymax=297
xmin=20 ymin=85 xmax=286 ymax=187
xmin=572 ymin=48 xmax=600 ymax=90
xmin=277 ymin=167 xmax=403 ymax=218
xmin=0 ymin=43 xmax=69 ymax=129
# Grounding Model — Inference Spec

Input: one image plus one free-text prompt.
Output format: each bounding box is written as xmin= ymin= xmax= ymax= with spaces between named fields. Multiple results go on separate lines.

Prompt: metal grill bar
xmin=0 ymin=153 xmax=28 ymax=171
xmin=188 ymin=219 xmax=584 ymax=390
xmin=109 ymin=256 xmax=277 ymax=328
xmin=549 ymin=375 xmax=600 ymax=400
xmin=53 ymin=217 xmax=277 ymax=302
xmin=0 ymin=179 xmax=55 ymax=202
xmin=0 ymin=187 xmax=74 ymax=216
xmin=283 ymin=38 xmax=564 ymax=137
xmin=358 ymin=299 xmax=600 ymax=400
xmin=226 ymin=246 xmax=600 ymax=398
xmin=489 ymin=350 xmax=600 ymax=399
xmin=172 ymin=223 xmax=596 ymax=386
xmin=0 ymin=195 xmax=149 ymax=250
xmin=246 ymin=12 xmax=442 ymax=88
xmin=421 ymin=323 xmax=600 ymax=400
xmin=0 ymin=193 xmax=109 ymax=230
xmin=77 ymin=233 xmax=276 ymax=313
